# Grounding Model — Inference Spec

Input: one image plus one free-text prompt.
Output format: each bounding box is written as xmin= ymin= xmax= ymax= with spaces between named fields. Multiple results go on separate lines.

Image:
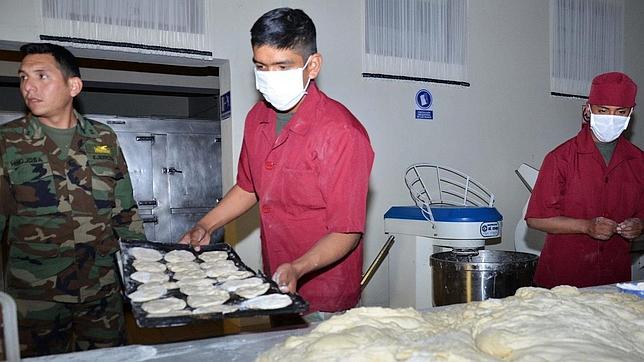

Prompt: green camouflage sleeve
xmin=111 ymin=143 xmax=146 ymax=241
xmin=0 ymin=159 xmax=7 ymax=236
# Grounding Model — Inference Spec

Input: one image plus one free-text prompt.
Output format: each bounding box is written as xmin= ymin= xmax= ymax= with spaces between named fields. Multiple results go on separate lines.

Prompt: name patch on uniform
xmin=94 ymin=145 xmax=111 ymax=154
xmin=10 ymin=157 xmax=40 ymax=167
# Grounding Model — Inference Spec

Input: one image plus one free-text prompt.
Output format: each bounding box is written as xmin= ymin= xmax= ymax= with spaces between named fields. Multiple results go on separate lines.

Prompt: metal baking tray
xmin=119 ymin=239 xmax=308 ymax=328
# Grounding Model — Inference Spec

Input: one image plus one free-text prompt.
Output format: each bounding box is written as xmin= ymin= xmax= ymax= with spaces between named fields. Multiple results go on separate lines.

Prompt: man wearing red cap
xmin=526 ymin=72 xmax=643 ymax=288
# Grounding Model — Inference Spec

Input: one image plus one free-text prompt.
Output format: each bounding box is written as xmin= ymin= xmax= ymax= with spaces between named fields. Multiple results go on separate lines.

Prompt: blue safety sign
xmin=415 ymin=89 xmax=434 ymax=120
xmin=220 ymin=91 xmax=231 ymax=120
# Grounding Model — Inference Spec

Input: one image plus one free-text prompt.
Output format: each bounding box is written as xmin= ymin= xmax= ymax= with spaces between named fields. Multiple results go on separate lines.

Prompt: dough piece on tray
xmin=173 ymin=269 xmax=207 ymax=281
xmin=186 ymin=290 xmax=230 ymax=308
xmin=198 ymin=250 xmax=229 ymax=262
xmin=137 ymin=281 xmax=178 ymax=292
xmin=217 ymin=270 xmax=254 ymax=282
xmin=241 ymin=293 xmax=292 ymax=310
xmin=131 ymin=247 xmax=163 ymax=262
xmin=128 ymin=284 xmax=167 ymax=302
xmin=164 ymin=250 xmax=196 ymax=263
xmin=200 ymin=259 xmax=237 ymax=270
xmin=220 ymin=277 xmax=264 ymax=292
xmin=167 ymin=261 xmax=201 ymax=273
xmin=133 ymin=260 xmax=167 ymax=273
xmin=193 ymin=304 xmax=239 ymax=315
xmin=176 ymin=278 xmax=214 ymax=288
xmin=205 ymin=264 xmax=240 ymax=278
xmin=142 ymin=297 xmax=186 ymax=314
xmin=147 ymin=310 xmax=193 ymax=318
xmin=180 ymin=284 xmax=222 ymax=296
xmin=235 ymin=283 xmax=270 ymax=299
xmin=131 ymin=271 xmax=169 ymax=283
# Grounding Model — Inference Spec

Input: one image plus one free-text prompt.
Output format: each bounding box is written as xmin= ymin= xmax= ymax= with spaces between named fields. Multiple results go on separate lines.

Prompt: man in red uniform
xmin=180 ymin=8 xmax=374 ymax=313
xmin=526 ymin=72 xmax=643 ymax=288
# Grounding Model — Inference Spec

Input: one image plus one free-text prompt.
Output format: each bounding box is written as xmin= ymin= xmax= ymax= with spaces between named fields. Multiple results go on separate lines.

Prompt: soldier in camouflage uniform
xmin=0 ymin=43 xmax=145 ymax=357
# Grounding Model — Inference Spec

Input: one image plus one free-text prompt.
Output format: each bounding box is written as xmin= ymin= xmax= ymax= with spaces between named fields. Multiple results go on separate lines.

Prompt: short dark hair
xmin=20 ymin=42 xmax=81 ymax=79
xmin=250 ymin=8 xmax=317 ymax=60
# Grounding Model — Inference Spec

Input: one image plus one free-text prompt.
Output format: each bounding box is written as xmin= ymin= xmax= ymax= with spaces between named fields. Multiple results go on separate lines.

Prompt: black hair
xmin=250 ymin=8 xmax=317 ymax=60
xmin=20 ymin=42 xmax=81 ymax=79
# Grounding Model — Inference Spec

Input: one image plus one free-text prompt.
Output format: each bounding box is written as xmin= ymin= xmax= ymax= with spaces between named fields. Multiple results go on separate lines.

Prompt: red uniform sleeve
xmin=236 ymin=138 xmax=255 ymax=193
xmin=318 ymin=125 xmax=374 ymax=234
xmin=525 ymin=151 xmax=566 ymax=220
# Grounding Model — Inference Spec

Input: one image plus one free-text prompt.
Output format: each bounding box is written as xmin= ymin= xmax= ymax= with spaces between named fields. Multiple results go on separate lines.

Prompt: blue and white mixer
xmin=384 ymin=164 xmax=503 ymax=308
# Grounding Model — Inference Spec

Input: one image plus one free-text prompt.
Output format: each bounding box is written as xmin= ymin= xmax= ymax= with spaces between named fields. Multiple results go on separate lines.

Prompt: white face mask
xmin=589 ymin=106 xmax=631 ymax=143
xmin=254 ymin=57 xmax=312 ymax=111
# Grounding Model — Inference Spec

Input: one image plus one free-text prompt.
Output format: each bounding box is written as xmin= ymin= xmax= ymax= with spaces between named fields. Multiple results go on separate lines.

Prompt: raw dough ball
xmin=131 ymin=271 xmax=169 ymax=284
xmin=241 ymin=293 xmax=292 ymax=310
xmin=141 ymin=297 xmax=186 ymax=314
xmin=131 ymin=247 xmax=163 ymax=262
xmin=235 ymin=283 xmax=270 ymax=299
xmin=164 ymin=250 xmax=196 ymax=263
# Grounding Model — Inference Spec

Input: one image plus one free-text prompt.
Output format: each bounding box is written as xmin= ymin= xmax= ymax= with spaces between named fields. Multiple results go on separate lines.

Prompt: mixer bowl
xmin=430 ymin=250 xmax=538 ymax=306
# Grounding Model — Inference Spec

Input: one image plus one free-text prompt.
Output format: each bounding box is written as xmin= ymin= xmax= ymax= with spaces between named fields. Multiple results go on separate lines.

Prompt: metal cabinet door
xmin=166 ymin=134 xmax=221 ymax=209
xmin=165 ymin=133 xmax=222 ymax=242
xmin=113 ymin=131 xmax=165 ymax=241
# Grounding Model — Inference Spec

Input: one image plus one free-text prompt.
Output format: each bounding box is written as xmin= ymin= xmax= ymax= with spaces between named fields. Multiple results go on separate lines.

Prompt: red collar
xmin=257 ymin=81 xmax=323 ymax=136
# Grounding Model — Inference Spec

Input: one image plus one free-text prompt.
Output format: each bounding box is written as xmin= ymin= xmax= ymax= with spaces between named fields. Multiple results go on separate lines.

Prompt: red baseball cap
xmin=588 ymin=72 xmax=637 ymax=107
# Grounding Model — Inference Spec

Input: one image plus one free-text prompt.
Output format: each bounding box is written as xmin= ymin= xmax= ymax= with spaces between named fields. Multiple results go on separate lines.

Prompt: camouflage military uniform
xmin=0 ymin=111 xmax=145 ymax=357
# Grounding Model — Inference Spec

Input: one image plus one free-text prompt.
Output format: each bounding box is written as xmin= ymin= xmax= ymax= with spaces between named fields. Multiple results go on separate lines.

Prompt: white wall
xmin=1 ymin=0 xmax=642 ymax=308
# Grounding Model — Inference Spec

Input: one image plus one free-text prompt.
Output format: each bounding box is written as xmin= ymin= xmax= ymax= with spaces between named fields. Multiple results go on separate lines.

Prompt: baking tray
xmin=119 ymin=239 xmax=309 ymax=328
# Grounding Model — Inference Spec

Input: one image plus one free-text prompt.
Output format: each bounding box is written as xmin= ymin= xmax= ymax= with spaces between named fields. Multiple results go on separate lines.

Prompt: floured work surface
xmin=120 ymin=240 xmax=308 ymax=328
xmin=258 ymin=286 xmax=644 ymax=361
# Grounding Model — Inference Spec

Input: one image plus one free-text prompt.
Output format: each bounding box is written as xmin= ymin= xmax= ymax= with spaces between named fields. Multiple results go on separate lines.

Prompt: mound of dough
xmin=258 ymin=287 xmax=644 ymax=362
xmin=235 ymin=283 xmax=270 ymax=299
xmin=186 ymin=290 xmax=230 ymax=308
xmin=128 ymin=284 xmax=167 ymax=302
xmin=131 ymin=271 xmax=169 ymax=284
xmin=193 ymin=304 xmax=239 ymax=315
xmin=164 ymin=250 xmax=196 ymax=263
xmin=133 ymin=260 xmax=167 ymax=273
xmin=241 ymin=293 xmax=292 ymax=310
xmin=198 ymin=250 xmax=228 ymax=262
xmin=130 ymin=247 xmax=163 ymax=262
xmin=141 ymin=297 xmax=186 ymax=314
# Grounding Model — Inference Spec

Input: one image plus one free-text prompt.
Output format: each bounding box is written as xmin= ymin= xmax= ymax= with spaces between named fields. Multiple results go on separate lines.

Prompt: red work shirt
xmin=526 ymin=125 xmax=644 ymax=288
xmin=237 ymin=82 xmax=374 ymax=312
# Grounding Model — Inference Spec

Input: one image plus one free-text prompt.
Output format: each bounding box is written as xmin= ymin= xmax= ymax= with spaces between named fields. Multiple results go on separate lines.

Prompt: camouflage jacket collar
xmin=25 ymin=110 xmax=99 ymax=139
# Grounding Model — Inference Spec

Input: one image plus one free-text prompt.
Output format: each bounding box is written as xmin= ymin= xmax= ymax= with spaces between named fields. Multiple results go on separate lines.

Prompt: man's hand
xmin=272 ymin=263 xmax=299 ymax=293
xmin=586 ymin=217 xmax=618 ymax=240
xmin=178 ymin=224 xmax=210 ymax=251
xmin=616 ymin=218 xmax=643 ymax=240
